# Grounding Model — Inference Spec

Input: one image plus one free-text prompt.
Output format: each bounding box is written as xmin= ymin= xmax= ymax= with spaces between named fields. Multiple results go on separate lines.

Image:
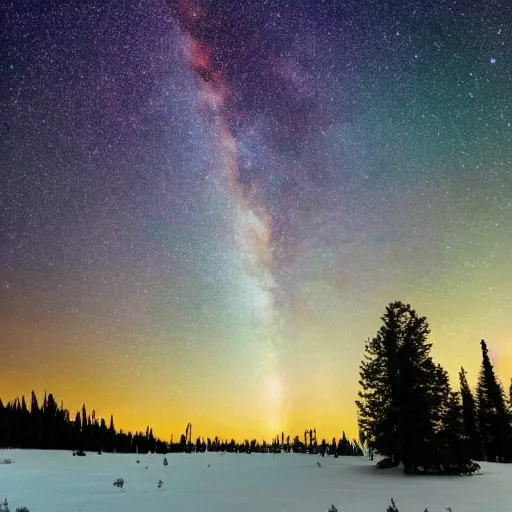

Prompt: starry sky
xmin=1 ymin=0 xmax=512 ymax=442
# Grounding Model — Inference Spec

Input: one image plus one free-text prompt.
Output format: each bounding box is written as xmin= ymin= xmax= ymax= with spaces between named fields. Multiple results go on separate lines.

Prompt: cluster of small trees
xmin=0 ymin=393 xmax=167 ymax=454
xmin=357 ymin=301 xmax=512 ymax=474
xmin=471 ymin=341 xmax=512 ymax=462
xmin=260 ymin=430 xmax=362 ymax=456
xmin=168 ymin=432 xmax=362 ymax=456
xmin=385 ymin=498 xmax=452 ymax=512
xmin=0 ymin=497 xmax=29 ymax=512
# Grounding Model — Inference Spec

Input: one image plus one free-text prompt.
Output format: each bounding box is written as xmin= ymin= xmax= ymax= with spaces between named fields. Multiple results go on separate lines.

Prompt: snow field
xmin=0 ymin=450 xmax=510 ymax=512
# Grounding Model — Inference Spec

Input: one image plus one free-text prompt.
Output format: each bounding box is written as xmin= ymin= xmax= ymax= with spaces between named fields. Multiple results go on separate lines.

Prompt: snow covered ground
xmin=0 ymin=449 xmax=510 ymax=512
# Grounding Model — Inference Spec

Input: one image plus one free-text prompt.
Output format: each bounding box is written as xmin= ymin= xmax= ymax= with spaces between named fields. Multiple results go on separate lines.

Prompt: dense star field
xmin=1 ymin=0 xmax=511 ymax=441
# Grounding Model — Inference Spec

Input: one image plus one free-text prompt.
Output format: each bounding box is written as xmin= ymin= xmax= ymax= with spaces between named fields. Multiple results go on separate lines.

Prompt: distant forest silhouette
xmin=0 ymin=392 xmax=362 ymax=456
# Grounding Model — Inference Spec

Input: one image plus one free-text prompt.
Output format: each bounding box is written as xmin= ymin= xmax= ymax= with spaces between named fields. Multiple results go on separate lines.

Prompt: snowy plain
xmin=0 ymin=449 xmax=511 ymax=512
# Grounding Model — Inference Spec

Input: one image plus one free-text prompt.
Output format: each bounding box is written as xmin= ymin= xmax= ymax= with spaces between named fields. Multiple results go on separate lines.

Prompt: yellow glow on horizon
xmin=2 ymin=286 xmax=512 ymax=445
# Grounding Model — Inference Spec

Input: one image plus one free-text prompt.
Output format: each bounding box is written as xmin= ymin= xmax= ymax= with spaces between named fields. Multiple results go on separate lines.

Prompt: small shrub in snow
xmin=113 ymin=478 xmax=124 ymax=490
xmin=158 ymin=479 xmax=163 ymax=488
xmin=163 ymin=457 xmax=168 ymax=466
xmin=0 ymin=459 xmax=14 ymax=465
xmin=327 ymin=506 xmax=338 ymax=512
xmin=317 ymin=461 xmax=322 ymax=468
xmin=387 ymin=499 xmax=399 ymax=512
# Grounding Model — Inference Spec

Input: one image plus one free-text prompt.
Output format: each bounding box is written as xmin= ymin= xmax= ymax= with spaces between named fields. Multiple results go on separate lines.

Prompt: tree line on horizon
xmin=0 ymin=391 xmax=362 ymax=457
xmin=357 ymin=301 xmax=512 ymax=475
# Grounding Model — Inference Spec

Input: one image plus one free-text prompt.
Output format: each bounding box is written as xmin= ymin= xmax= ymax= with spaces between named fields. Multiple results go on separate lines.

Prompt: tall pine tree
xmin=434 ymin=391 xmax=474 ymax=473
xmin=357 ymin=301 xmax=458 ymax=474
xmin=459 ymin=367 xmax=481 ymax=460
xmin=476 ymin=340 xmax=512 ymax=462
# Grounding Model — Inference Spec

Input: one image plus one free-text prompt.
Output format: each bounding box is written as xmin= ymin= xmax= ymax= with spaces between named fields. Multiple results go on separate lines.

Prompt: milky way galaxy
xmin=170 ymin=0 xmax=364 ymax=432
xmin=1 ymin=0 xmax=512 ymax=440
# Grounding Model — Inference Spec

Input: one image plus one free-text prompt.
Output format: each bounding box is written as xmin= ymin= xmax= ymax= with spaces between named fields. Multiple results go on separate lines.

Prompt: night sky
xmin=1 ymin=0 xmax=511 ymax=441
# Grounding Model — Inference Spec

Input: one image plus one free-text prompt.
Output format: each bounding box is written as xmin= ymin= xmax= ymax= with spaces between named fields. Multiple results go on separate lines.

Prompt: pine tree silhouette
xmin=459 ymin=367 xmax=481 ymax=460
xmin=476 ymin=340 xmax=512 ymax=462
xmin=435 ymin=391 xmax=475 ymax=473
xmin=356 ymin=301 xmax=468 ymax=474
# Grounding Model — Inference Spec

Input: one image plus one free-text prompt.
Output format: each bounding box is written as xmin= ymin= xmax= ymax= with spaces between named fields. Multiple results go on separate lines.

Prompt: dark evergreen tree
xmin=476 ymin=339 xmax=512 ymax=462
xmin=337 ymin=432 xmax=350 ymax=456
xmin=356 ymin=301 xmax=459 ymax=474
xmin=435 ymin=391 xmax=470 ymax=473
xmin=319 ymin=438 xmax=327 ymax=457
xmin=330 ymin=437 xmax=336 ymax=455
xmin=459 ymin=367 xmax=481 ymax=460
xmin=106 ymin=414 xmax=115 ymax=452
xmin=74 ymin=411 xmax=81 ymax=436
xmin=81 ymin=404 xmax=87 ymax=433
xmin=30 ymin=392 xmax=38 ymax=415
xmin=148 ymin=427 xmax=156 ymax=453
xmin=179 ymin=433 xmax=186 ymax=452
xmin=351 ymin=439 xmax=363 ymax=456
